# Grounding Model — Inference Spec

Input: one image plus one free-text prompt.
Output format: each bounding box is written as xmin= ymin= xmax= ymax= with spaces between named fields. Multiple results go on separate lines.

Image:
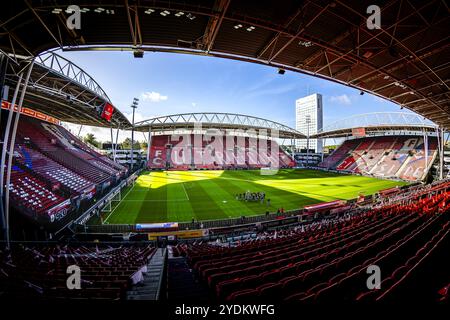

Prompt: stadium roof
xmin=3 ymin=52 xmax=131 ymax=128
xmin=312 ymin=112 xmax=438 ymax=138
xmin=1 ymin=0 xmax=449 ymax=128
xmin=133 ymin=112 xmax=305 ymax=139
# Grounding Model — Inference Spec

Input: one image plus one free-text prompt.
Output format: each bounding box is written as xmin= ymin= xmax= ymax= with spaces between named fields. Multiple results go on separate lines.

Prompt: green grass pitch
xmin=102 ymin=169 xmax=408 ymax=224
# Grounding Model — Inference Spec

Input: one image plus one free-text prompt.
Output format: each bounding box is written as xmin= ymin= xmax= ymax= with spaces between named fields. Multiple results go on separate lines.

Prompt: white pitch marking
xmin=103 ymin=181 xmax=137 ymax=223
xmin=182 ymin=183 xmax=190 ymax=201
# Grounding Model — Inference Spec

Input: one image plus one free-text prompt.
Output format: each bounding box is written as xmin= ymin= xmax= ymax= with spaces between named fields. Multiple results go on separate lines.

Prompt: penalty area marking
xmin=182 ymin=183 xmax=190 ymax=201
xmin=119 ymin=199 xmax=189 ymax=202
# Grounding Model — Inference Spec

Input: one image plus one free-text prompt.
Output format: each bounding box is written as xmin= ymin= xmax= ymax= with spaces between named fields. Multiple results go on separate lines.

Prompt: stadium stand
xmin=174 ymin=180 xmax=450 ymax=302
xmin=1 ymin=114 xmax=127 ymax=225
xmin=368 ymin=137 xmax=412 ymax=178
xmin=148 ymin=134 xmax=295 ymax=170
xmin=7 ymin=169 xmax=70 ymax=220
xmin=14 ymin=144 xmax=95 ymax=195
xmin=319 ymin=140 xmax=359 ymax=170
xmin=397 ymin=138 xmax=439 ymax=181
xmin=0 ymin=244 xmax=156 ymax=299
xmin=320 ymin=136 xmax=438 ymax=181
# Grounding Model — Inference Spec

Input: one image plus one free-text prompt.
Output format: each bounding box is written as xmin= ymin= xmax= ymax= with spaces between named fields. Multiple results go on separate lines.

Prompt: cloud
xmin=329 ymin=94 xmax=352 ymax=105
xmin=191 ymin=102 xmax=197 ymax=107
xmin=140 ymin=91 xmax=168 ymax=102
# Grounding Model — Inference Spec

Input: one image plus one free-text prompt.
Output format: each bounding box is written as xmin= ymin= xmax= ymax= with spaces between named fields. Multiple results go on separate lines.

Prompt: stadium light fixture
xmin=106 ymin=9 xmax=115 ymax=15
xmin=278 ymin=68 xmax=285 ymax=75
xmin=360 ymin=91 xmax=364 ymax=95
xmin=144 ymin=9 xmax=155 ymax=14
xmin=130 ymin=98 xmax=139 ymax=172
xmin=175 ymin=11 xmax=185 ymax=17
xmin=298 ymin=40 xmax=313 ymax=47
xmin=186 ymin=13 xmax=196 ymax=20
xmin=246 ymin=26 xmax=256 ymax=32
xmin=80 ymin=8 xmax=90 ymax=13
xmin=234 ymin=24 xmax=243 ymax=29
xmin=133 ymin=50 xmax=144 ymax=58
xmin=305 ymin=115 xmax=311 ymax=167
xmin=51 ymin=8 xmax=62 ymax=14
xmin=160 ymin=10 xmax=171 ymax=16
xmin=363 ymin=51 xmax=373 ymax=59
xmin=394 ymin=81 xmax=407 ymax=89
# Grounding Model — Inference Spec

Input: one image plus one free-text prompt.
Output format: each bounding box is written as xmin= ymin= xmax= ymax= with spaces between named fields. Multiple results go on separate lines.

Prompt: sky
xmin=56 ymin=49 xmax=416 ymax=144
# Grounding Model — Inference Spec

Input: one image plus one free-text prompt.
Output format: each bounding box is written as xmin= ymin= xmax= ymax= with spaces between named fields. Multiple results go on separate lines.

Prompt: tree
xmin=141 ymin=141 xmax=148 ymax=150
xmin=83 ymin=133 xmax=99 ymax=148
xmin=121 ymin=138 xmax=141 ymax=150
xmin=122 ymin=138 xmax=132 ymax=149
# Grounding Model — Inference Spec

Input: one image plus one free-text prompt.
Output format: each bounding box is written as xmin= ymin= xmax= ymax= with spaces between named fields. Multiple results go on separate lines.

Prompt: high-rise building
xmin=295 ymin=93 xmax=323 ymax=153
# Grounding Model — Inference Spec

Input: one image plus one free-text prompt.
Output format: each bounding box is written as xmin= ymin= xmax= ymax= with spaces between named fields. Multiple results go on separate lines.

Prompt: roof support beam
xmin=202 ymin=0 xmax=230 ymax=53
xmin=55 ymin=11 xmax=85 ymax=46
xmin=0 ymin=25 xmax=34 ymax=58
xmin=316 ymin=0 xmax=435 ymax=76
xmin=257 ymin=2 xmax=309 ymax=59
xmin=125 ymin=0 xmax=143 ymax=47
xmin=334 ymin=0 xmax=448 ymax=90
xmin=335 ymin=11 xmax=448 ymax=81
xmin=299 ymin=0 xmax=399 ymax=68
xmin=267 ymin=3 xmax=330 ymax=63
xmin=25 ymin=0 xmax=63 ymax=49
xmin=347 ymin=34 xmax=450 ymax=84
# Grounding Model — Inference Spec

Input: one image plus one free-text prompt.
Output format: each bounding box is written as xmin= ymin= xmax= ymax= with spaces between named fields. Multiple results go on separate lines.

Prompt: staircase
xmin=126 ymin=248 xmax=167 ymax=300
xmin=167 ymin=255 xmax=212 ymax=302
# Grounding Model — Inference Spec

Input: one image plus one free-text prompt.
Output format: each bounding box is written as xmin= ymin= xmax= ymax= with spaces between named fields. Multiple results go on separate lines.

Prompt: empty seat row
xmin=319 ymin=135 xmax=438 ymax=181
xmin=0 ymin=244 xmax=156 ymax=299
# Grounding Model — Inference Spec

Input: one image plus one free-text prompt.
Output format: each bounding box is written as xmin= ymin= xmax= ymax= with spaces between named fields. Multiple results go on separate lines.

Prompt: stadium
xmin=0 ymin=0 xmax=449 ymax=313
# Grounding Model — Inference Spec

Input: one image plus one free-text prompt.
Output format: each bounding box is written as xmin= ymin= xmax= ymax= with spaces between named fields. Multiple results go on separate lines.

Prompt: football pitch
xmin=102 ymin=169 xmax=407 ymax=224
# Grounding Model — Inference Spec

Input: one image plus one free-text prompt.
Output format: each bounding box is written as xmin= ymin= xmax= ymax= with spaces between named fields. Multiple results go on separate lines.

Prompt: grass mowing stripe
xmin=167 ymin=182 xmax=194 ymax=222
xmin=186 ymin=179 xmax=229 ymax=221
xmin=218 ymin=173 xmax=294 ymax=215
xmin=104 ymin=169 xmax=408 ymax=223
xmin=199 ymin=176 xmax=256 ymax=218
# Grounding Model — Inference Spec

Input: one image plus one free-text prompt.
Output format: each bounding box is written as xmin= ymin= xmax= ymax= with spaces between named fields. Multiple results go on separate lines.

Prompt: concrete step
xmin=126 ymin=248 xmax=166 ymax=300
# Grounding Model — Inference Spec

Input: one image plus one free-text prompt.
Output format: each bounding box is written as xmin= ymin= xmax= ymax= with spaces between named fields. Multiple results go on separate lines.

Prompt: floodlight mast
xmin=306 ymin=115 xmax=311 ymax=167
xmin=130 ymin=97 xmax=139 ymax=172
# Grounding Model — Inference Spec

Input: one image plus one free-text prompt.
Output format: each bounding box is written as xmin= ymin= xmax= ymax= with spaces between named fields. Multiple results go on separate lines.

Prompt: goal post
xmin=100 ymin=189 xmax=123 ymax=214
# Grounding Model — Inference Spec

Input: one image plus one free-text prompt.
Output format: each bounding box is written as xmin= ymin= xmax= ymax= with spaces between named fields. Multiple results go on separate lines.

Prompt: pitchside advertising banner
xmin=1 ymin=101 xmax=60 ymax=125
xmin=135 ymin=223 xmax=209 ymax=240
xmin=146 ymin=229 xmax=209 ymax=240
